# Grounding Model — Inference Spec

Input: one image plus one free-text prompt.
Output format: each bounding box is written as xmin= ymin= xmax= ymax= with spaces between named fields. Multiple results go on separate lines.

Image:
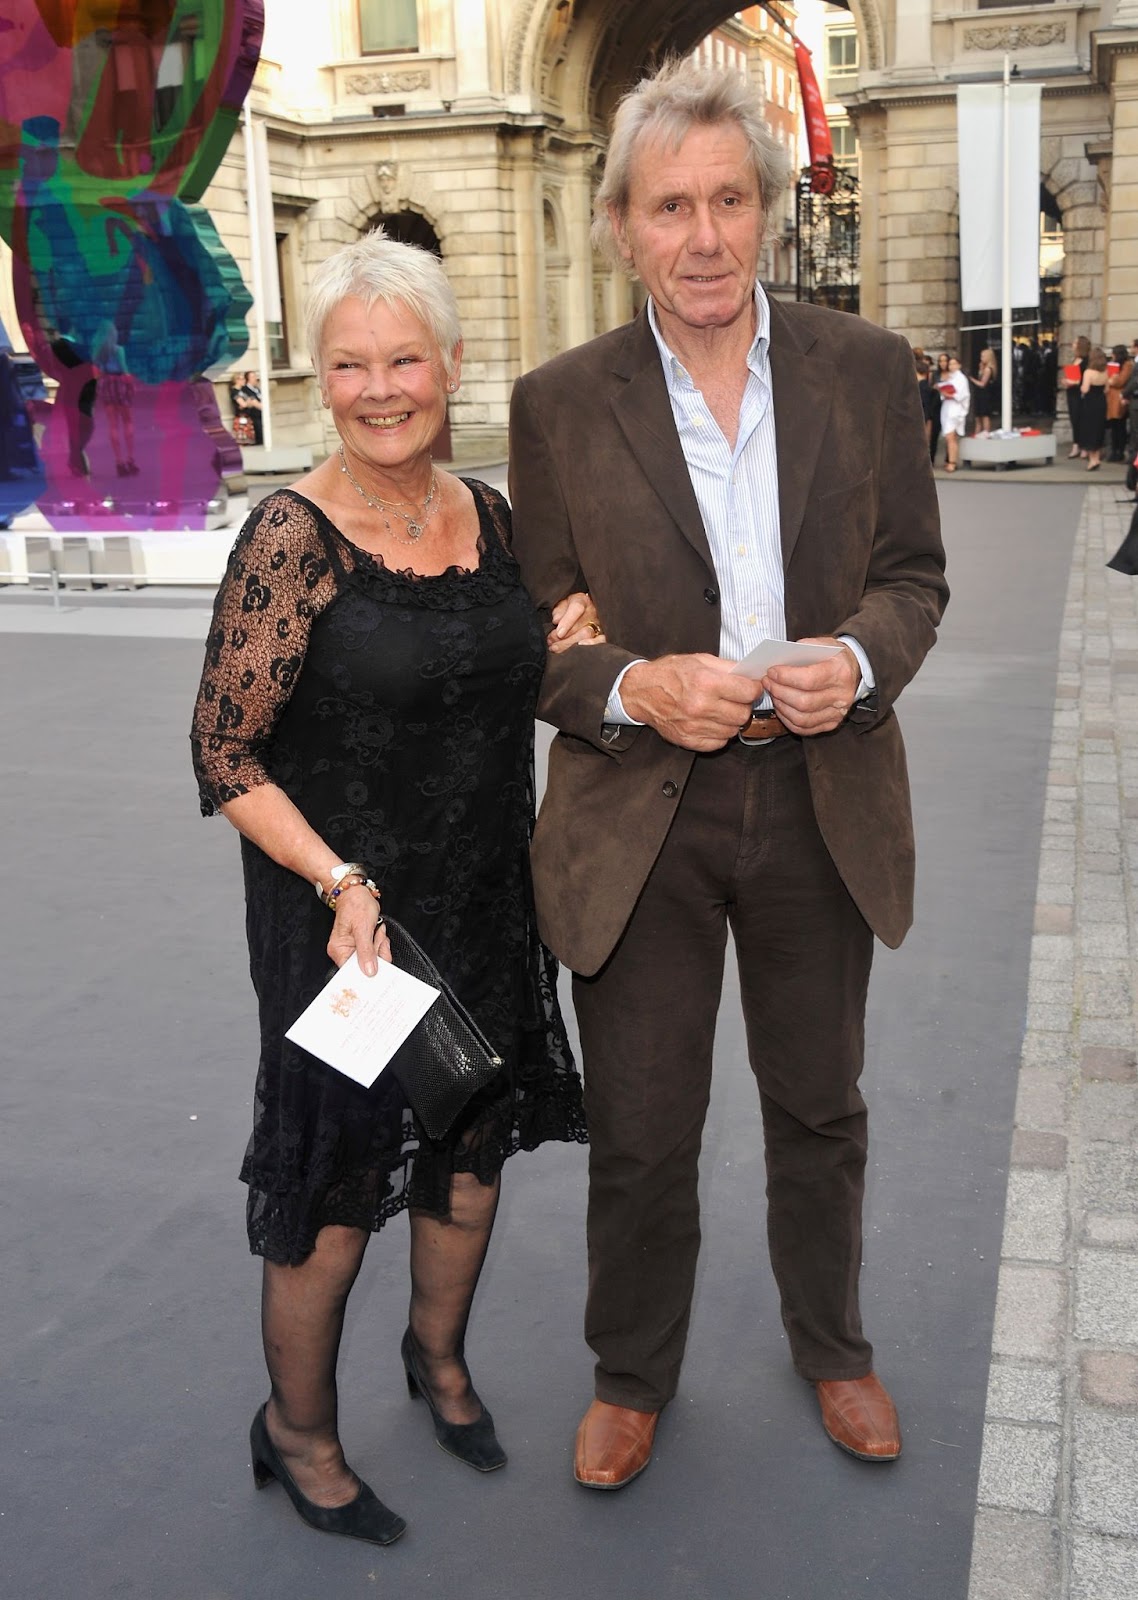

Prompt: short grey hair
xmin=591 ymin=58 xmax=792 ymax=270
xmin=305 ymin=227 xmax=462 ymax=377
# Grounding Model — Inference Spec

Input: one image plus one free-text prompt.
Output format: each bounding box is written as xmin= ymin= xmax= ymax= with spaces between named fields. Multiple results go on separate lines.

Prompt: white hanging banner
xmin=956 ymin=82 xmax=1041 ymax=312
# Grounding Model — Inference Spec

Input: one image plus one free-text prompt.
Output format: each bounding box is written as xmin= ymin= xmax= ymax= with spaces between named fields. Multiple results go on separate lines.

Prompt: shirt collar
xmin=647 ymin=283 xmax=770 ymax=391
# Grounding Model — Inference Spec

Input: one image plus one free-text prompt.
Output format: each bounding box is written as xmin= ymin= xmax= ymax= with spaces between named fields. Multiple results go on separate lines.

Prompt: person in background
xmin=968 ymin=347 xmax=997 ymax=437
xmin=1078 ymin=346 xmax=1109 ymax=472
xmin=1106 ymin=344 xmax=1132 ymax=462
xmin=916 ymin=356 xmax=938 ymax=460
xmin=938 ymin=354 xmax=970 ymax=472
xmin=1063 ymin=336 xmax=1090 ymax=459
xmin=231 ymin=369 xmax=264 ymax=445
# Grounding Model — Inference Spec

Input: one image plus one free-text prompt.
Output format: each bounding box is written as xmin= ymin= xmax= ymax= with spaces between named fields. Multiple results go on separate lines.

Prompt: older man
xmin=509 ymin=59 xmax=947 ymax=1489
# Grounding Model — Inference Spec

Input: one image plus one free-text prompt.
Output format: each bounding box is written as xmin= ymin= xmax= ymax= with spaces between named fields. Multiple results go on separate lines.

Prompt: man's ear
xmin=607 ymin=202 xmax=634 ymax=267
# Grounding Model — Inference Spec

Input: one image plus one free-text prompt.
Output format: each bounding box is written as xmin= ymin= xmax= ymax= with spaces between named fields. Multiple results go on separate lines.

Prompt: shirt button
xmin=704 ymin=587 xmax=719 ymax=605
xmin=662 ymin=781 xmax=679 ymax=799
xmin=747 ymin=614 xmax=757 ymax=626
xmin=737 ymin=543 xmax=746 ymax=556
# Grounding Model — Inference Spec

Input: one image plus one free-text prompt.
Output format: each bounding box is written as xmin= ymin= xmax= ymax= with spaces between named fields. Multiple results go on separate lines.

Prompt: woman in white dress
xmin=938 ymin=355 xmax=970 ymax=472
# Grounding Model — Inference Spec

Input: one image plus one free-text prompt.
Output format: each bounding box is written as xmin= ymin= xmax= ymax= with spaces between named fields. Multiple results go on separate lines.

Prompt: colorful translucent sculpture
xmin=0 ymin=2 xmax=263 ymax=529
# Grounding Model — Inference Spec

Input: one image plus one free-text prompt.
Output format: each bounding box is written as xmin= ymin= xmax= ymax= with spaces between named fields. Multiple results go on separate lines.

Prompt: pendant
xmin=405 ymin=520 xmax=424 ymax=539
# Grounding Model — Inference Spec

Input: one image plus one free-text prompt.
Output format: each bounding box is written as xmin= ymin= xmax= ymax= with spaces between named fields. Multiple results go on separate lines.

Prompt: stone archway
xmin=507 ymin=0 xmax=884 ymax=131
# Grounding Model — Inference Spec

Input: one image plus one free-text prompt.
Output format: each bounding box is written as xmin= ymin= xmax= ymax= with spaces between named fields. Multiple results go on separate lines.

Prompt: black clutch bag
xmin=383 ymin=917 xmax=505 ymax=1140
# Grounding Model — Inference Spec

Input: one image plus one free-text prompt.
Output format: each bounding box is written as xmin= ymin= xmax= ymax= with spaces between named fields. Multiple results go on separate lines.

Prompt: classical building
xmin=192 ymin=0 xmax=817 ymax=460
xmin=6 ymin=1 xmax=1136 ymax=456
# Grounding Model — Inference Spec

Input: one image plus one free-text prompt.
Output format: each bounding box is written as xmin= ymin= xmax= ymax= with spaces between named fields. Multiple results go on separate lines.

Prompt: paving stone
xmin=977 ymin=1421 xmax=1061 ymax=1515
xmin=967 ymin=1509 xmax=1060 ymax=1600
xmin=1079 ymin=1082 xmax=1138 ymax=1143
xmin=1015 ymin=1068 xmax=1071 ymax=1130
xmin=1070 ymin=1533 xmax=1138 ymax=1600
xmin=1002 ymin=1170 xmax=1068 ymax=1263
xmin=1026 ymin=1002 xmax=1074 ymax=1032
xmin=1081 ymin=973 xmax=1135 ymax=1020
xmin=1080 ymin=1018 xmax=1138 ymax=1049
xmin=986 ymin=1362 xmax=1064 ymax=1425
xmin=1081 ymin=1350 xmax=1138 ymax=1409
xmin=993 ymin=1265 xmax=1067 ymax=1360
xmin=1084 ymin=1213 xmax=1138 ymax=1247
xmin=1075 ymin=1250 xmax=1138 ymax=1346
xmin=1073 ymin=1413 xmax=1138 ymax=1535
xmin=1028 ymin=975 xmax=1075 ymax=1006
xmin=1081 ymin=899 xmax=1129 ymax=924
xmin=1034 ymin=904 xmax=1074 ymax=935
xmin=1011 ymin=1130 xmax=1068 ymax=1169
xmin=1031 ymin=934 xmax=1075 ymax=965
xmin=1082 ymin=1046 xmax=1138 ymax=1082
xmin=1021 ymin=1032 xmax=1078 ymax=1071
xmin=1084 ymin=851 xmax=1126 ymax=874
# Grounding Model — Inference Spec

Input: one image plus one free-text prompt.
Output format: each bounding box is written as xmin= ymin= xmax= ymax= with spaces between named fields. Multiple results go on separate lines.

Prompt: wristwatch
xmin=314 ymin=862 xmax=363 ymax=900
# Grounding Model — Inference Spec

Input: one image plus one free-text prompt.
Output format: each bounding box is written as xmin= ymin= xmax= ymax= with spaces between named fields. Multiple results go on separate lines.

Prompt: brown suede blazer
xmin=508 ymin=296 xmax=948 ymax=977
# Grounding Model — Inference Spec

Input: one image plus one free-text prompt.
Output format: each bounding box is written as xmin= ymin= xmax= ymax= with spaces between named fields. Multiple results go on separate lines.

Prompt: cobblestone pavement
xmin=968 ymin=485 xmax=1138 ymax=1600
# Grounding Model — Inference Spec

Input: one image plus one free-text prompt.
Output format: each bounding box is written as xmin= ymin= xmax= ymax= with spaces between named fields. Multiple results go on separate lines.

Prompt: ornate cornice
xmin=342 ymin=68 xmax=430 ymax=96
xmin=963 ymin=21 xmax=1067 ymax=52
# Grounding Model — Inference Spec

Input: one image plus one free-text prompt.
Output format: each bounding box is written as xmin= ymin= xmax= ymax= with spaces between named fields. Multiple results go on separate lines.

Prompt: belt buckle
xmin=738 ymin=704 xmax=777 ymax=746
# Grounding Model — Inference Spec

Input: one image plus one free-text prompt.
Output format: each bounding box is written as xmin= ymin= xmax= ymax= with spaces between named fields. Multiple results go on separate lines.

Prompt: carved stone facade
xmin=182 ymin=1 xmax=1138 ymax=453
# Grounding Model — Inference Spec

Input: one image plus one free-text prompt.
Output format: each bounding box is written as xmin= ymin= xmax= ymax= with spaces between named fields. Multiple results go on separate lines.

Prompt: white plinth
xmin=959 ymin=434 xmax=1056 ymax=469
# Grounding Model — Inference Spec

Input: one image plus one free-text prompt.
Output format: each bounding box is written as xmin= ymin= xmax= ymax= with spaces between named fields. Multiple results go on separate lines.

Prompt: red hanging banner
xmin=792 ymin=38 xmax=835 ymax=191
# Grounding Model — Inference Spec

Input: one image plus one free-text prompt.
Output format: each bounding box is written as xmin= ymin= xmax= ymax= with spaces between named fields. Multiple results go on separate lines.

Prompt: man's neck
xmin=652 ymin=295 xmax=759 ymax=381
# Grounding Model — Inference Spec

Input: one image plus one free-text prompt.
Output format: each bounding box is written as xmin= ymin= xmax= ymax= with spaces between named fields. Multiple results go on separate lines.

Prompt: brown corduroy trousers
xmin=572 ymin=736 xmax=876 ymax=1413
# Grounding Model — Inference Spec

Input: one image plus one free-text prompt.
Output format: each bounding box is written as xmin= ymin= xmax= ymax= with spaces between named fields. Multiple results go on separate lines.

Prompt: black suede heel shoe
xmin=400 ymin=1329 xmax=507 ymax=1472
xmin=249 ymin=1405 xmax=406 ymax=1546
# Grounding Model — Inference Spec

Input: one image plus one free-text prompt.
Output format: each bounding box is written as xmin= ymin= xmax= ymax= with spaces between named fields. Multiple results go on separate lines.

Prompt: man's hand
xmin=763 ymin=637 xmax=861 ymax=736
xmin=620 ymin=654 xmax=761 ymax=752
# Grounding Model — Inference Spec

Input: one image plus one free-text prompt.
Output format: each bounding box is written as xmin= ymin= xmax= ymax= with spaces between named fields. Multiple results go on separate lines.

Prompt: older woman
xmin=191 ymin=231 xmax=596 ymax=1546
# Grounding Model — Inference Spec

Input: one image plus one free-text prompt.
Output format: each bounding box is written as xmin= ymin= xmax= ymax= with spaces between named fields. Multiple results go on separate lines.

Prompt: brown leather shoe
xmin=816 ymin=1373 xmax=901 ymax=1461
xmin=574 ymin=1400 xmax=659 ymax=1489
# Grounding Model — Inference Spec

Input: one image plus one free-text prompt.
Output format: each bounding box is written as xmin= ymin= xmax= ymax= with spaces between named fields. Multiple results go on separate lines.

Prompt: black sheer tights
xmin=406 ymin=1170 xmax=501 ymax=1426
xmin=260 ymin=1172 xmax=500 ymax=1506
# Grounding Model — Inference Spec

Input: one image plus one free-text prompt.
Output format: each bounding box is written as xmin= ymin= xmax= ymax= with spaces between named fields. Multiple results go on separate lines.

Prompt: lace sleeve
xmin=190 ymin=492 xmax=340 ymax=816
xmin=466 ymin=478 xmax=514 ymax=550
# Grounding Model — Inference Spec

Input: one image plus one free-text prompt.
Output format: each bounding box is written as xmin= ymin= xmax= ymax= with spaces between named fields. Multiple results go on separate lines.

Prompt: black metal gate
xmin=795 ymin=167 xmax=860 ymax=314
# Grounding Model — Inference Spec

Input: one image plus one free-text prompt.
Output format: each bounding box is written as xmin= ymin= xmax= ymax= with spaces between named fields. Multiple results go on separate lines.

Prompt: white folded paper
xmin=285 ymin=952 xmax=440 ymax=1088
xmin=730 ymin=639 xmax=843 ymax=677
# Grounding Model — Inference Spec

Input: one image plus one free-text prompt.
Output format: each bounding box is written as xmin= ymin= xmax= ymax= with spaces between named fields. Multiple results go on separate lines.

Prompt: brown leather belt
xmin=738 ymin=711 xmax=791 ymax=743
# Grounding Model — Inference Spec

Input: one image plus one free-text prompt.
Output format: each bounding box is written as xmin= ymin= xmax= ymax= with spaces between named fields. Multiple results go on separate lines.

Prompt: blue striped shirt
xmin=606 ymin=286 xmax=870 ymax=723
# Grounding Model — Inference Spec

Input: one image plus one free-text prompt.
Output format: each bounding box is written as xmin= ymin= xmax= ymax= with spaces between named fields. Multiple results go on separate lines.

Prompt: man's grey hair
xmin=305 ymin=228 xmax=462 ymax=377
xmin=591 ymin=58 xmax=792 ymax=271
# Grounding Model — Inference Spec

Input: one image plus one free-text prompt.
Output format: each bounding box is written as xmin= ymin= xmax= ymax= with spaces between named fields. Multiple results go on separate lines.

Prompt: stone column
xmin=452 ymin=0 xmax=493 ymax=106
xmin=562 ymin=148 xmax=597 ymax=351
xmin=893 ymin=0 xmax=933 ymax=73
xmin=1103 ymin=46 xmax=1138 ymax=347
xmin=507 ymin=129 xmax=546 ymax=375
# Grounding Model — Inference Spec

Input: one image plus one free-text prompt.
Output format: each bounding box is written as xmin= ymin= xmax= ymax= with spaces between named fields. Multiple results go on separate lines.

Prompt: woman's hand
xmin=327 ymin=883 xmax=391 ymax=976
xmin=548 ymin=591 xmax=606 ymax=653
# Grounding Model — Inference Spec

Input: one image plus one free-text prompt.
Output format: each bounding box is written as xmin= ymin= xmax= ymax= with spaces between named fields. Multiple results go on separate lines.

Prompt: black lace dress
xmin=190 ymin=484 xmax=585 ymax=1266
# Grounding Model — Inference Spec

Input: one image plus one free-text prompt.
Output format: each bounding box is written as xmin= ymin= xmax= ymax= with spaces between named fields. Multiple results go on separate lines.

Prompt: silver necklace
xmin=338 ymin=444 xmax=439 ymax=543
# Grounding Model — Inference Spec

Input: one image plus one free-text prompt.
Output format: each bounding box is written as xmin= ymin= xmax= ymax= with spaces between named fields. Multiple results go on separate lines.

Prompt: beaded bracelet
xmin=323 ymin=875 xmax=381 ymax=911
